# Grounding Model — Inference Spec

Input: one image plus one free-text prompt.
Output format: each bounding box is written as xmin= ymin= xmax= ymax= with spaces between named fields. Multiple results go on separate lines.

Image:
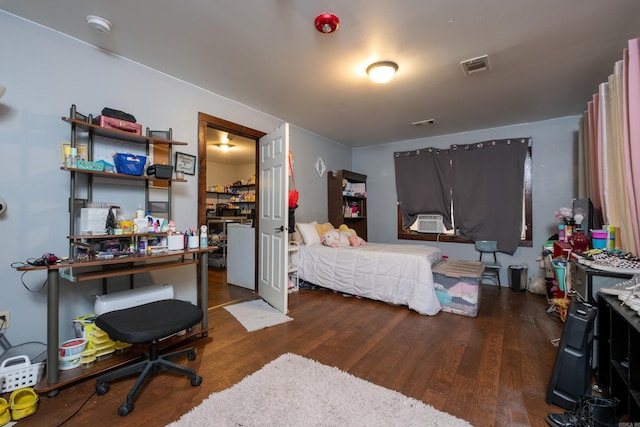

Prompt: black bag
xmin=288 ymin=205 xmax=297 ymax=233
xmin=101 ymin=108 xmax=137 ymax=123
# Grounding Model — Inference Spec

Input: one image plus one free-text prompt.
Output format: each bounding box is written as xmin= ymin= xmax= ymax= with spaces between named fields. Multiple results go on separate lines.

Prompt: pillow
xmin=315 ymin=222 xmax=334 ymax=238
xmin=296 ymin=221 xmax=320 ymax=246
xmin=338 ymin=224 xmax=357 ymax=236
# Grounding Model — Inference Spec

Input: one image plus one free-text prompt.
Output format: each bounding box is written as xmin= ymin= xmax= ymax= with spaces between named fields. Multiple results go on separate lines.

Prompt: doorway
xmin=197 ymin=112 xmax=265 ymax=309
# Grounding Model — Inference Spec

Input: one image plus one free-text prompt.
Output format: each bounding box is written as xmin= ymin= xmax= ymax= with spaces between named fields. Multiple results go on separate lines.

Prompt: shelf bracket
xmin=59 ymin=267 xmax=77 ymax=282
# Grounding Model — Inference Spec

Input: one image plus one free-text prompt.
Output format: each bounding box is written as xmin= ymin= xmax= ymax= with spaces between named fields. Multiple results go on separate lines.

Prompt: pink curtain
xmin=578 ymin=38 xmax=640 ymax=254
xmin=587 ymin=99 xmax=602 ymax=212
xmin=626 ymin=40 xmax=640 ymax=254
xmin=608 ymin=61 xmax=636 ymax=252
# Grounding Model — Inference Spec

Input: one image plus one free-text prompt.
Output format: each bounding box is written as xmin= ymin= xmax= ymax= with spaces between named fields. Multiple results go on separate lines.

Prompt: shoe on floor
xmin=546 ymin=412 xmax=582 ymax=427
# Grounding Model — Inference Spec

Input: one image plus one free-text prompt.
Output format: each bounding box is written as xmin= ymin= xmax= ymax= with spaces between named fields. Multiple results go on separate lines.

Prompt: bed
xmin=291 ymin=242 xmax=443 ymax=315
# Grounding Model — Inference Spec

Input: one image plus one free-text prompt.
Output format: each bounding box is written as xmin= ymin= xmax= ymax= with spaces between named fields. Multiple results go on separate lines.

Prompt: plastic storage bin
xmin=0 ymin=356 xmax=44 ymax=393
xmin=113 ymin=153 xmax=146 ymax=176
xmin=591 ymin=229 xmax=608 ymax=249
xmin=432 ymin=259 xmax=484 ymax=317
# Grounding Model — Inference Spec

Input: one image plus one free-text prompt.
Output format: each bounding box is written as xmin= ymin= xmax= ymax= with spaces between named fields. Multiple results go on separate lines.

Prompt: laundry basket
xmin=0 ymin=356 xmax=44 ymax=393
xmin=0 ymin=331 xmax=46 ymax=392
xmin=0 ymin=332 xmax=46 ymax=365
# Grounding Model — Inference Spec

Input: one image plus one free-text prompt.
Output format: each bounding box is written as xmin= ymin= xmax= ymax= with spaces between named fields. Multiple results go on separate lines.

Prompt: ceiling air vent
xmin=460 ymin=55 xmax=490 ymax=76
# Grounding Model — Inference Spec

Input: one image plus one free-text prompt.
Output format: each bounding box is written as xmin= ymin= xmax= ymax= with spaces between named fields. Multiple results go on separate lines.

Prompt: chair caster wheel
xmin=96 ymin=382 xmax=110 ymax=395
xmin=191 ymin=375 xmax=203 ymax=387
xmin=188 ymin=351 xmax=196 ymax=361
xmin=118 ymin=402 xmax=133 ymax=416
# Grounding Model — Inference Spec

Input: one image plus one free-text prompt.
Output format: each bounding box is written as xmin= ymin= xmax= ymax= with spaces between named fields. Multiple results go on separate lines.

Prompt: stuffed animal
xmin=338 ymin=224 xmax=366 ymax=246
xmin=321 ymin=229 xmax=350 ymax=248
xmin=347 ymin=233 xmax=366 ymax=247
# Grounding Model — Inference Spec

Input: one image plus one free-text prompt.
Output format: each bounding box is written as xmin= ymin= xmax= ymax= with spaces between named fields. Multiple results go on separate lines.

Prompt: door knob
xmin=275 ymin=225 xmax=284 ymax=232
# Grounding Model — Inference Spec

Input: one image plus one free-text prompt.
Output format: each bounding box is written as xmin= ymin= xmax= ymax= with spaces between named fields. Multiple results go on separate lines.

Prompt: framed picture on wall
xmin=175 ymin=152 xmax=196 ymax=175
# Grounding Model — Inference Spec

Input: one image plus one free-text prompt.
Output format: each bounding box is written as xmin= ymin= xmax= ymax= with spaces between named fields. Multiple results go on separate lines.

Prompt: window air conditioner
xmin=416 ymin=214 xmax=443 ymax=233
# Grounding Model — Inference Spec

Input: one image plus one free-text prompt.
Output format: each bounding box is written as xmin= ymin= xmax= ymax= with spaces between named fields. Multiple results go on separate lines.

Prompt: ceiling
xmin=206 ymin=127 xmax=256 ymax=166
xmin=2 ymin=1 xmax=640 ymax=148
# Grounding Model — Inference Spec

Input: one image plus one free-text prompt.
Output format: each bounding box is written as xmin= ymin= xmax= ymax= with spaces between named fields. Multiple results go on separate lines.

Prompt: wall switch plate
xmin=0 ymin=311 xmax=9 ymax=329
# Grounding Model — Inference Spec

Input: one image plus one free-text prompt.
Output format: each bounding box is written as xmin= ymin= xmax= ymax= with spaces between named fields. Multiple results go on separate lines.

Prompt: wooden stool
xmin=94 ymin=299 xmax=204 ymax=416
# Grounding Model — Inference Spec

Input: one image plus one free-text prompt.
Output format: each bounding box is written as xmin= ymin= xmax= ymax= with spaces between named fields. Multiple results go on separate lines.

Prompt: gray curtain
xmin=451 ymin=138 xmax=529 ymax=255
xmin=394 ymin=148 xmax=452 ymax=229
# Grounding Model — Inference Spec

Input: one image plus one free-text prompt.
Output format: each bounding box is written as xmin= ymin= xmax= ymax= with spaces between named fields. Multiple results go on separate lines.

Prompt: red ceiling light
xmin=314 ymin=13 xmax=339 ymax=34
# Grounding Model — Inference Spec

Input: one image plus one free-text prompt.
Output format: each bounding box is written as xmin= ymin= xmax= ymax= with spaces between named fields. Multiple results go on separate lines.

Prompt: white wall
xmin=289 ymin=126 xmax=353 ymax=224
xmin=206 ymin=161 xmax=255 ymax=188
xmin=352 ymin=116 xmax=580 ymax=286
xmin=0 ymin=12 xmax=350 ymax=344
xmin=0 ymin=10 xmax=581 ymax=346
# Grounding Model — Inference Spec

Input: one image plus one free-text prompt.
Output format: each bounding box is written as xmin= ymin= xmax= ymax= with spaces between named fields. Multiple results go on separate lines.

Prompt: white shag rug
xmin=223 ymin=299 xmax=293 ymax=332
xmin=167 ymin=353 xmax=473 ymax=427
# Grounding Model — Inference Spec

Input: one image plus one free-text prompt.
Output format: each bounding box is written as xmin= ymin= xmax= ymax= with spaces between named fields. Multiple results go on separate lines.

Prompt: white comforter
xmin=292 ymin=242 xmax=443 ymax=315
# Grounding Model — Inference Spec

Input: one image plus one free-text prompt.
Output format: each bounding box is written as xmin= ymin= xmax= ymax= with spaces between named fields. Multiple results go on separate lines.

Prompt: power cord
xmin=17 ymin=270 xmax=48 ymax=293
xmin=55 ymin=390 xmax=97 ymax=427
xmin=11 ymin=253 xmax=59 ymax=268
xmin=10 ymin=260 xmax=49 ymax=293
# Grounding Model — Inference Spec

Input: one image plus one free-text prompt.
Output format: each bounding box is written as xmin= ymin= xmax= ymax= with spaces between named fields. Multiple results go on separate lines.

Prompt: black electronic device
xmin=546 ymin=300 xmax=597 ymax=410
xmin=146 ymin=164 xmax=173 ymax=179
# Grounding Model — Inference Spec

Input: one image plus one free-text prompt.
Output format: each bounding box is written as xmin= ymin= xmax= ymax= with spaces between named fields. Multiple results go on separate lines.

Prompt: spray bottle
xmin=200 ymin=225 xmax=208 ymax=248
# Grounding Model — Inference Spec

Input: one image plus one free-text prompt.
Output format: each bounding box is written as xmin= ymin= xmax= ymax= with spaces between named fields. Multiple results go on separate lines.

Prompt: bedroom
xmin=0 ymin=2 xmax=639 ymax=425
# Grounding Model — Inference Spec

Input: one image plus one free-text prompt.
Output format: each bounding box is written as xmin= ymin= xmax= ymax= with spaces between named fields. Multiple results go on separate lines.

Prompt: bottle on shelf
xmin=200 ymin=225 xmax=208 ymax=248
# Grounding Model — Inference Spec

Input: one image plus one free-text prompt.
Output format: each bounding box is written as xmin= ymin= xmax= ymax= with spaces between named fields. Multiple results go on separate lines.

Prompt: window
xmin=395 ymin=138 xmax=532 ymax=253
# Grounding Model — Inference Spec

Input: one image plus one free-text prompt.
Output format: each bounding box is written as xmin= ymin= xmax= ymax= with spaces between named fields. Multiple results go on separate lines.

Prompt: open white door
xmin=258 ymin=123 xmax=289 ymax=313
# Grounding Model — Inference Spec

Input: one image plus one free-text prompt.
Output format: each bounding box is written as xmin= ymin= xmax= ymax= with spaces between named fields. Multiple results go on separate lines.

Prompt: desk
xmin=17 ymin=247 xmax=212 ymax=395
xmin=598 ymin=293 xmax=640 ymax=421
xmin=570 ymin=259 xmax=632 ymax=304
xmin=569 ymin=259 xmax=632 ymax=370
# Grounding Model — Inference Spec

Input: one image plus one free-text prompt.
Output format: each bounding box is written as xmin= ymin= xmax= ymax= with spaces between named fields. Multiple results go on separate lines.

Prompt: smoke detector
xmin=460 ymin=55 xmax=490 ymax=76
xmin=411 ymin=119 xmax=436 ymax=127
xmin=314 ymin=13 xmax=339 ymax=34
xmin=87 ymin=15 xmax=112 ymax=34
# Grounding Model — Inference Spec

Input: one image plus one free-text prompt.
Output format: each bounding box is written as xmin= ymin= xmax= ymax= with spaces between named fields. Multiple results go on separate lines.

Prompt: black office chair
xmin=475 ymin=240 xmax=502 ymax=288
xmin=94 ymin=299 xmax=204 ymax=416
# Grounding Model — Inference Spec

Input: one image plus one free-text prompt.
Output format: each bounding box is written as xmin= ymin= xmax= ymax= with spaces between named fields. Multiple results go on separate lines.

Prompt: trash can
xmin=508 ymin=264 xmax=528 ymax=292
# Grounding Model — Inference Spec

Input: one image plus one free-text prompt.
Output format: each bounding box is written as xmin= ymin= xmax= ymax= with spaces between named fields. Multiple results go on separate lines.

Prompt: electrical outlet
xmin=0 ymin=310 xmax=10 ymax=329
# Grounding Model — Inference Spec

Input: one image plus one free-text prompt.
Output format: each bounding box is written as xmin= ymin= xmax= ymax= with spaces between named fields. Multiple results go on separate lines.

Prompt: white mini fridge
xmin=226 ymin=223 xmax=255 ymax=289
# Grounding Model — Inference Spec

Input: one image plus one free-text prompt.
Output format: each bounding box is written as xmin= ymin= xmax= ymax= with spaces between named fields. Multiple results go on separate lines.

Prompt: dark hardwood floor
xmin=11 ymin=270 xmax=566 ymax=427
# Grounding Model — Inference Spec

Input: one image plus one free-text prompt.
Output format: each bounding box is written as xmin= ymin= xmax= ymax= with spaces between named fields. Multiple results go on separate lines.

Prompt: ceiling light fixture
xmin=366 ymin=61 xmax=399 ymax=83
xmin=87 ymin=15 xmax=112 ymax=34
xmin=215 ymin=143 xmax=235 ymax=152
xmin=314 ymin=13 xmax=339 ymax=34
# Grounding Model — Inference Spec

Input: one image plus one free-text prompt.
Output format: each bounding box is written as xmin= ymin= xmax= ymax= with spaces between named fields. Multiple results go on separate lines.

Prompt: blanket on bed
xmin=293 ymin=242 xmax=443 ymax=315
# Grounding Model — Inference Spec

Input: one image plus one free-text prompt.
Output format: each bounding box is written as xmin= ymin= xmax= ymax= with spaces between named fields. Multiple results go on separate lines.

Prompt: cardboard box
xmin=432 ymin=259 xmax=484 ymax=317
xmin=80 ymin=208 xmax=109 ymax=235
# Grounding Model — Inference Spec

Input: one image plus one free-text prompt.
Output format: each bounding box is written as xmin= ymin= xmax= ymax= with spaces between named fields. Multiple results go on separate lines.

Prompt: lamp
xmin=366 ymin=61 xmax=398 ymax=83
xmin=215 ymin=143 xmax=235 ymax=152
